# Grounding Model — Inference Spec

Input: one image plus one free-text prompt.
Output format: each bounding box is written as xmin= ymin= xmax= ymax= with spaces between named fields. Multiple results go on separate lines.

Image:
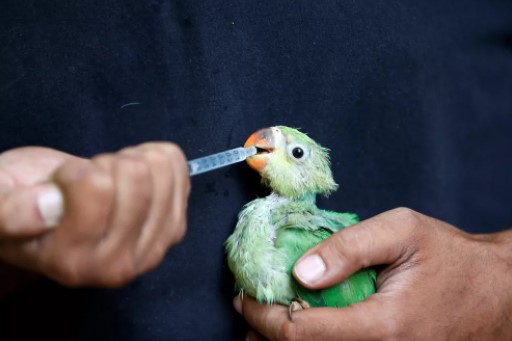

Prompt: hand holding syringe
xmin=188 ymin=146 xmax=257 ymax=176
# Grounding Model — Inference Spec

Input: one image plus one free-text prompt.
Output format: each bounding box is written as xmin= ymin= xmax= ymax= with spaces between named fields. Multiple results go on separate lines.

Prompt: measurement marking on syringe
xmin=188 ymin=146 xmax=257 ymax=176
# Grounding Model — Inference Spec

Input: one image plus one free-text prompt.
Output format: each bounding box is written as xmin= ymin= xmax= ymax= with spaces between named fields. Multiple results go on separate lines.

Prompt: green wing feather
xmin=275 ymin=211 xmax=376 ymax=308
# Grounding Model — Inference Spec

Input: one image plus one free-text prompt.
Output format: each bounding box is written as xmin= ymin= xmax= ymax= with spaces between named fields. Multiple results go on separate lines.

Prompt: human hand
xmin=0 ymin=143 xmax=190 ymax=287
xmin=235 ymin=208 xmax=512 ymax=341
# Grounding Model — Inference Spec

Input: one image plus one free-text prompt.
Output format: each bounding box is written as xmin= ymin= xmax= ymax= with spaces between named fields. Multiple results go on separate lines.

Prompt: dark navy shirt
xmin=1 ymin=1 xmax=511 ymax=340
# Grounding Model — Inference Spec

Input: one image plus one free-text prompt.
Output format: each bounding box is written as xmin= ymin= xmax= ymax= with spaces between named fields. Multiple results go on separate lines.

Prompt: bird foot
xmin=288 ymin=298 xmax=311 ymax=321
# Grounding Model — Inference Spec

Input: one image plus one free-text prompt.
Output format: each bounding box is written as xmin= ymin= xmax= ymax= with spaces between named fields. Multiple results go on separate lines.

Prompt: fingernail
xmin=294 ymin=254 xmax=326 ymax=285
xmin=37 ymin=185 xmax=63 ymax=227
xmin=233 ymin=296 xmax=242 ymax=314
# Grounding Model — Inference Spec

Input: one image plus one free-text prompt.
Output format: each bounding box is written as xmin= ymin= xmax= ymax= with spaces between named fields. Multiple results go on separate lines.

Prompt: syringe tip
xmin=244 ymin=146 xmax=257 ymax=157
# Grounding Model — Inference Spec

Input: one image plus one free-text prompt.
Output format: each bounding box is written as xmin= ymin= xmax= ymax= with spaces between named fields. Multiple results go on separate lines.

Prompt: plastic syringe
xmin=188 ymin=146 xmax=257 ymax=176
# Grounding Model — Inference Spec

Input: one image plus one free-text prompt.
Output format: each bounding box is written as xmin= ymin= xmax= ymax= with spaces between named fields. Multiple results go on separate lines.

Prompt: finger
xmin=66 ymin=151 xmax=152 ymax=286
xmin=234 ymin=295 xmax=291 ymax=341
xmin=93 ymin=151 xmax=152 ymax=257
xmin=0 ymin=160 xmax=115 ymax=277
xmin=32 ymin=160 xmax=116 ymax=282
xmin=238 ymin=295 xmax=389 ymax=341
xmin=51 ymin=159 xmax=115 ymax=242
xmin=293 ymin=207 xmax=426 ymax=289
xmin=286 ymin=300 xmax=388 ymax=341
xmin=133 ymin=143 xmax=190 ymax=271
xmin=0 ymin=183 xmax=63 ymax=238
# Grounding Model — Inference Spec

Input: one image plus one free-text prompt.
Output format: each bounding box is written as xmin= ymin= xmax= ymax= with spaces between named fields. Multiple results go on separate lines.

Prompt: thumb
xmin=0 ymin=183 xmax=64 ymax=238
xmin=293 ymin=207 xmax=424 ymax=289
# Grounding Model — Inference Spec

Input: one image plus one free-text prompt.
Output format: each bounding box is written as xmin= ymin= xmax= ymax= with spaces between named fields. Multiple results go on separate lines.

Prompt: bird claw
xmin=288 ymin=298 xmax=311 ymax=321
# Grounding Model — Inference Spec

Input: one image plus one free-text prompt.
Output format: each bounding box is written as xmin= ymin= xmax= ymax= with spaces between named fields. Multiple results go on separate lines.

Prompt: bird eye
xmin=292 ymin=147 xmax=304 ymax=159
xmin=287 ymin=143 xmax=309 ymax=161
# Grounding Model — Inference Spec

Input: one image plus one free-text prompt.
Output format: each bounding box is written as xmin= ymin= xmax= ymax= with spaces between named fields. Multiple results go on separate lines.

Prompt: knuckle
xmin=68 ymin=163 xmax=113 ymax=196
xmin=169 ymin=217 xmax=187 ymax=246
xmin=140 ymin=143 xmax=189 ymax=185
xmin=145 ymin=243 xmax=167 ymax=271
xmin=52 ymin=257 xmax=84 ymax=287
xmin=383 ymin=207 xmax=426 ymax=256
xmin=384 ymin=207 xmax=425 ymax=243
xmin=151 ymin=143 xmax=188 ymax=173
xmin=141 ymin=142 xmax=181 ymax=157
xmin=329 ymin=230 xmax=369 ymax=268
xmin=103 ymin=258 xmax=138 ymax=288
xmin=91 ymin=153 xmax=114 ymax=168
xmin=168 ymin=144 xmax=188 ymax=172
xmin=88 ymin=173 xmax=115 ymax=199
xmin=329 ymin=232 xmax=352 ymax=257
xmin=144 ymin=148 xmax=172 ymax=169
xmin=169 ymin=226 xmax=185 ymax=247
xmin=158 ymin=142 xmax=185 ymax=160
xmin=392 ymin=207 xmax=421 ymax=229
xmin=116 ymin=155 xmax=150 ymax=182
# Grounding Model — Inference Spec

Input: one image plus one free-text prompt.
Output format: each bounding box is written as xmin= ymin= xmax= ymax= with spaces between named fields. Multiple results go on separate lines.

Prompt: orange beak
xmin=243 ymin=127 xmax=276 ymax=172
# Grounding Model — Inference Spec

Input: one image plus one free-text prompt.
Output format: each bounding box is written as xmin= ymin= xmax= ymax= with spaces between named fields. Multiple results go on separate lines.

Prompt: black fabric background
xmin=1 ymin=1 xmax=511 ymax=340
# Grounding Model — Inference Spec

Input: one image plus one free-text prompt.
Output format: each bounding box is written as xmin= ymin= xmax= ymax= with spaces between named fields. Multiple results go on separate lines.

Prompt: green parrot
xmin=225 ymin=126 xmax=376 ymax=313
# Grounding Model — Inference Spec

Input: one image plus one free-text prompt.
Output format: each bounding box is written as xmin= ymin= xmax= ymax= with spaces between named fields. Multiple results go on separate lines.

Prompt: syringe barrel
xmin=188 ymin=146 xmax=256 ymax=176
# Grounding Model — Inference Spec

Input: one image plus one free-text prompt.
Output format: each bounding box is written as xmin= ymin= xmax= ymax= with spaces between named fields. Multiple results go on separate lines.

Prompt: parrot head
xmin=244 ymin=126 xmax=338 ymax=198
